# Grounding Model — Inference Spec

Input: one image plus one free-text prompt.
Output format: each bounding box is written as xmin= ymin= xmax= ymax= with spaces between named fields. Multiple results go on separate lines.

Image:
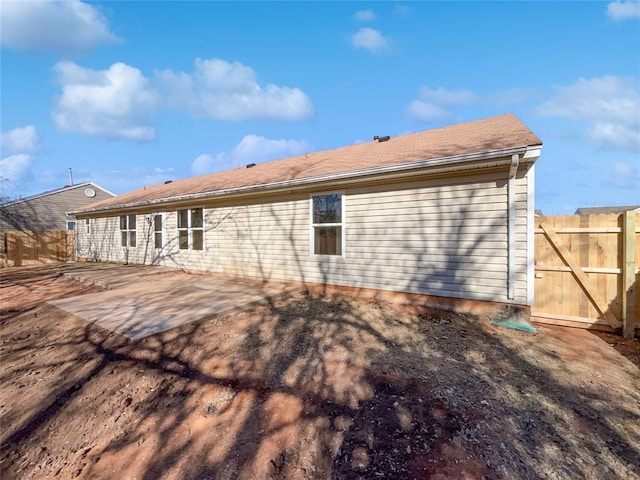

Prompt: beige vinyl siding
xmin=78 ymin=210 xmax=220 ymax=271
xmin=78 ymin=164 xmax=532 ymax=305
xmin=77 ymin=216 xmax=122 ymax=262
xmin=212 ymin=166 xmax=531 ymax=304
xmin=153 ymin=210 xmax=218 ymax=271
xmin=212 ymin=200 xmax=309 ymax=279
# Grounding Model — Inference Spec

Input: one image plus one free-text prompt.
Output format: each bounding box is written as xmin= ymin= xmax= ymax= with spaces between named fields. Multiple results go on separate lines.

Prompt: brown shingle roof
xmin=80 ymin=113 xmax=541 ymax=213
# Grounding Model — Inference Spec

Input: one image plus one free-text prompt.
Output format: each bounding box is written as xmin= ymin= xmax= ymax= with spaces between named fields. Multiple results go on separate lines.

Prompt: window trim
xmin=120 ymin=214 xmax=137 ymax=248
xmin=152 ymin=213 xmax=164 ymax=250
xmin=85 ymin=218 xmax=91 ymax=234
xmin=309 ymin=191 xmax=345 ymax=257
xmin=66 ymin=221 xmax=76 ymax=231
xmin=176 ymin=207 xmax=205 ymax=251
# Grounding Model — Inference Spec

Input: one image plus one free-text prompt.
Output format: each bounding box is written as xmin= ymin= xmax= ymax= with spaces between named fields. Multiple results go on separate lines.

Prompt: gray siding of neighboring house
xmin=77 ymin=163 xmax=533 ymax=306
xmin=0 ymin=185 xmax=114 ymax=232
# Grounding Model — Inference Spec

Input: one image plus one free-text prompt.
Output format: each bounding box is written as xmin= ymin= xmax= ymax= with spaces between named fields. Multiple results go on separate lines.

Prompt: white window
xmin=311 ymin=193 xmax=344 ymax=256
xmin=177 ymin=208 xmax=204 ymax=250
xmin=153 ymin=214 xmax=163 ymax=249
xmin=85 ymin=218 xmax=91 ymax=234
xmin=120 ymin=214 xmax=137 ymax=248
xmin=66 ymin=221 xmax=76 ymax=231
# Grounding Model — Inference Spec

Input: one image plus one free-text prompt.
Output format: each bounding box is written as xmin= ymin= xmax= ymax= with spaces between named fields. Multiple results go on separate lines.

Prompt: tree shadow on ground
xmin=2 ymin=273 xmax=639 ymax=479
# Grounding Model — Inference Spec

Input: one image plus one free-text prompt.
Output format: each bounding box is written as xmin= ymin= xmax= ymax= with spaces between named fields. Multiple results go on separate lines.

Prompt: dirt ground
xmin=1 ymin=265 xmax=639 ymax=480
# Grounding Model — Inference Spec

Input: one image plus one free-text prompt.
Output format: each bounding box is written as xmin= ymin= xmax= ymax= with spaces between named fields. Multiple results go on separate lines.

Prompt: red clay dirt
xmin=1 ymin=264 xmax=639 ymax=479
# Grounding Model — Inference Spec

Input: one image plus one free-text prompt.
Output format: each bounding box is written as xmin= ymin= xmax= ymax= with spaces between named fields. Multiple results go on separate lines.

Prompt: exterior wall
xmin=77 ymin=165 xmax=533 ymax=305
xmin=0 ymin=184 xmax=114 ymax=232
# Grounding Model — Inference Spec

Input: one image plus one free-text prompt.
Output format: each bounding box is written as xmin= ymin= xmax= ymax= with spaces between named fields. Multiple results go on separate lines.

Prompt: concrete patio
xmin=49 ymin=265 xmax=298 ymax=340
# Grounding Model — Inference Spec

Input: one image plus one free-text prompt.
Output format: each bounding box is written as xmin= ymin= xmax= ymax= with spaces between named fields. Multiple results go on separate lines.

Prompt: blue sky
xmin=1 ymin=0 xmax=638 ymax=214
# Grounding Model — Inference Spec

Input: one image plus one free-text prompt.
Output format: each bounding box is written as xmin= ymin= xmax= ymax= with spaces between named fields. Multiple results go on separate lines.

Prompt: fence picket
xmin=533 ymin=213 xmax=639 ymax=337
xmin=1 ymin=230 xmax=74 ymax=266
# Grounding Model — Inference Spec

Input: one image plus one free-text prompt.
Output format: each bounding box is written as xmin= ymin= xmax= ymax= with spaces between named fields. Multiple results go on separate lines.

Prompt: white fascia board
xmin=88 ymin=182 xmax=117 ymax=197
xmin=522 ymin=146 xmax=541 ymax=160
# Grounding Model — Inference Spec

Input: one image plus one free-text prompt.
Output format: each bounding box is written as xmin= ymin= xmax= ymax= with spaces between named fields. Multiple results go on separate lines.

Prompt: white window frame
xmin=152 ymin=213 xmax=164 ymax=250
xmin=120 ymin=214 xmax=137 ymax=248
xmin=66 ymin=221 xmax=76 ymax=231
xmin=309 ymin=191 xmax=345 ymax=257
xmin=85 ymin=218 xmax=91 ymax=234
xmin=177 ymin=207 xmax=205 ymax=251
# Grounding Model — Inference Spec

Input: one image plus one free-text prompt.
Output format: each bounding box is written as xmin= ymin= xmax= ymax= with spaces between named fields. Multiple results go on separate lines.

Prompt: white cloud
xmin=191 ymin=135 xmax=310 ymax=175
xmin=355 ymin=10 xmax=375 ymax=21
xmin=610 ymin=161 xmax=639 ymax=189
xmin=0 ymin=0 xmax=120 ymax=54
xmin=607 ymin=1 xmax=640 ymax=20
xmin=394 ymin=5 xmax=409 ymax=15
xmin=406 ymin=101 xmax=452 ymax=122
xmin=156 ymin=58 xmax=314 ymax=121
xmin=588 ymin=123 xmax=640 ymax=151
xmin=0 ymin=125 xmax=40 ymax=154
xmin=232 ymin=134 xmax=309 ymax=162
xmin=191 ymin=154 xmax=217 ymax=175
xmin=0 ymin=154 xmax=32 ymax=184
xmin=406 ymin=86 xmax=478 ymax=122
xmin=51 ymin=58 xmax=314 ymax=141
xmin=537 ymin=75 xmax=640 ymax=151
xmin=612 ymin=161 xmax=638 ymax=177
xmin=52 ymin=61 xmax=158 ymax=141
xmin=351 ymin=28 xmax=391 ymax=54
xmin=538 ymin=76 xmax=638 ymax=125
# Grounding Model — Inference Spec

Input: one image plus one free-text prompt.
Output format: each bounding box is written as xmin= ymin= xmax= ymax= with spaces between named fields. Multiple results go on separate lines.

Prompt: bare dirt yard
xmin=1 ymin=265 xmax=639 ymax=480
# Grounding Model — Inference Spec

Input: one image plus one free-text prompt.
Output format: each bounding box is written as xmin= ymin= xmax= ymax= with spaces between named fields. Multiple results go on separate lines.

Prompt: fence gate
xmin=532 ymin=212 xmax=639 ymax=338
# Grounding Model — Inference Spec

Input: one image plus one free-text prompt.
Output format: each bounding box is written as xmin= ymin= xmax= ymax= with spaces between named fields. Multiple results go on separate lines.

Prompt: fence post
xmin=14 ymin=234 xmax=23 ymax=267
xmin=622 ymin=211 xmax=637 ymax=339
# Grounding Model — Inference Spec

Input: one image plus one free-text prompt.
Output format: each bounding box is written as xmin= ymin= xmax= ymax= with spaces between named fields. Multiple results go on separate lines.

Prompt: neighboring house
xmin=0 ymin=182 xmax=115 ymax=232
xmin=74 ymin=114 xmax=542 ymax=312
xmin=575 ymin=205 xmax=640 ymax=215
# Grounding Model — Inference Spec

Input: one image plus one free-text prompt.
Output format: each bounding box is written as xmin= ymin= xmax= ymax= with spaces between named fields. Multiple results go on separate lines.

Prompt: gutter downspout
xmin=507 ymin=154 xmax=520 ymax=300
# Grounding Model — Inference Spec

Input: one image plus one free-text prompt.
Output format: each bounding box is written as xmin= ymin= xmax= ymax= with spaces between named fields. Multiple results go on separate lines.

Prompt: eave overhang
xmin=71 ymin=144 xmax=542 ymax=217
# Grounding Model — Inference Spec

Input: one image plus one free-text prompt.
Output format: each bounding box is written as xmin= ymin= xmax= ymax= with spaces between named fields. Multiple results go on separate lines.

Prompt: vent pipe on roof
xmin=246 ymin=163 xmax=256 ymax=168
xmin=164 ymin=180 xmax=173 ymax=184
xmin=68 ymin=167 xmax=74 ymax=186
xmin=374 ymin=135 xmax=390 ymax=142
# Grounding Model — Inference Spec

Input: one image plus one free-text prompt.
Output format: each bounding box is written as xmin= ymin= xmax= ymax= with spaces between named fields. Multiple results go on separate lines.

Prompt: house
xmin=0 ymin=182 xmax=115 ymax=232
xmin=73 ymin=114 xmax=542 ymax=315
xmin=575 ymin=205 xmax=640 ymax=215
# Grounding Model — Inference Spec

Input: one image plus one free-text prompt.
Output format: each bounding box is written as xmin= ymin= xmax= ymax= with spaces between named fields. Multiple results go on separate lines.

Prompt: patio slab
xmin=49 ymin=265 xmax=298 ymax=340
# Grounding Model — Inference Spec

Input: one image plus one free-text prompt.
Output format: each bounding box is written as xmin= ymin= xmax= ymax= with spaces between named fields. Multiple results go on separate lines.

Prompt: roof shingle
xmin=81 ymin=113 xmax=541 ymax=213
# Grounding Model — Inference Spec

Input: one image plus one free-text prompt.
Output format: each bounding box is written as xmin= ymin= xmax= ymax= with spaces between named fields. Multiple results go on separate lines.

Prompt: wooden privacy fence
xmin=1 ymin=230 xmax=75 ymax=266
xmin=532 ymin=211 xmax=639 ymax=338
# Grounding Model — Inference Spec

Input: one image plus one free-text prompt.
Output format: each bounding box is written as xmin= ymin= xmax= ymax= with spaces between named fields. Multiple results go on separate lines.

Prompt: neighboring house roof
xmin=1 ymin=182 xmax=116 ymax=231
xmin=76 ymin=113 xmax=542 ymax=215
xmin=575 ymin=205 xmax=640 ymax=215
xmin=534 ymin=209 xmax=544 ymax=217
